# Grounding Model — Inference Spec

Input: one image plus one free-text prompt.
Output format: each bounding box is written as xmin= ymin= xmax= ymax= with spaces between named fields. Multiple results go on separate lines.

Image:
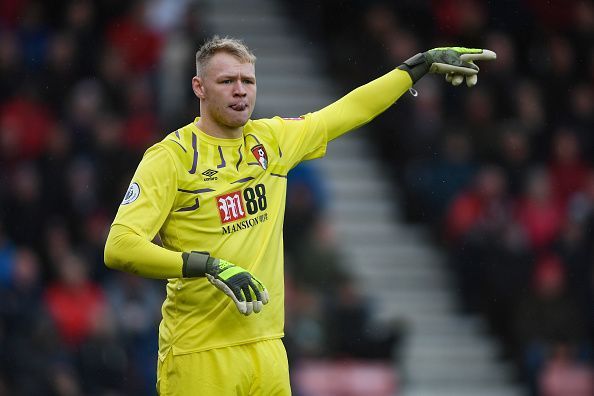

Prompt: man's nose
xmin=233 ymin=82 xmax=247 ymax=96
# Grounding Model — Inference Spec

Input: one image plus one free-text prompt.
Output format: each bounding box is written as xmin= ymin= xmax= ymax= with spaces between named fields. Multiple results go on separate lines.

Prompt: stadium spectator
xmin=444 ymin=165 xmax=510 ymax=244
xmin=514 ymin=167 xmax=565 ymax=251
xmin=105 ymin=1 xmax=163 ymax=75
xmin=496 ymin=122 xmax=534 ymax=197
xmin=77 ymin=306 xmax=131 ymax=394
xmin=538 ymin=342 xmax=594 ymax=396
xmin=404 ymin=131 xmax=477 ymax=222
xmin=513 ymin=253 xmax=589 ymax=393
xmin=547 ymin=127 xmax=591 ymax=208
xmin=44 ymin=252 xmax=107 ymax=348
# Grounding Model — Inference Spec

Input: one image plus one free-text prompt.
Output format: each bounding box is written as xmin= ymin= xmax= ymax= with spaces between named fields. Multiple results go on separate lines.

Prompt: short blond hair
xmin=195 ymin=36 xmax=256 ymax=77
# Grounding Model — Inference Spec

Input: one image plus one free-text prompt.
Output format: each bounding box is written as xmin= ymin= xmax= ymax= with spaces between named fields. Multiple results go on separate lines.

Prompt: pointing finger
xmin=460 ymin=49 xmax=497 ymax=62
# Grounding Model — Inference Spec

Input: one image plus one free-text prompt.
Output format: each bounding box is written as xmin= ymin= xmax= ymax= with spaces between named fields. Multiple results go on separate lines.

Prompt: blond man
xmin=104 ymin=36 xmax=495 ymax=395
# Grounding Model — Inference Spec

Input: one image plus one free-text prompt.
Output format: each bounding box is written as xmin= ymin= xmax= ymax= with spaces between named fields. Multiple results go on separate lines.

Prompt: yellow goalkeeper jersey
xmin=113 ymin=115 xmax=327 ymax=358
xmin=105 ymin=68 xmax=412 ymax=359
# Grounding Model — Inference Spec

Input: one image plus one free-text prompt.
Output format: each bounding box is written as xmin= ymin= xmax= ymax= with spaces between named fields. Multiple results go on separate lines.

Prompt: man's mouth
xmin=230 ymin=103 xmax=248 ymax=111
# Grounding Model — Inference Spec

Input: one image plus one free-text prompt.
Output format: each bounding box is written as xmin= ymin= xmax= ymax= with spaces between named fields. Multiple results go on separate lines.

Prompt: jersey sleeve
xmin=104 ymin=144 xmax=184 ymax=279
xmin=317 ymin=68 xmax=412 ymax=141
xmin=269 ymin=68 xmax=412 ymax=169
xmin=268 ymin=113 xmax=329 ymax=170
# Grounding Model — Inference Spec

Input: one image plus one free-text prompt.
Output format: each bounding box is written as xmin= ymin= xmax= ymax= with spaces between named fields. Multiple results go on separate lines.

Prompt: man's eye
xmin=243 ymin=80 xmax=254 ymax=84
xmin=221 ymin=80 xmax=232 ymax=84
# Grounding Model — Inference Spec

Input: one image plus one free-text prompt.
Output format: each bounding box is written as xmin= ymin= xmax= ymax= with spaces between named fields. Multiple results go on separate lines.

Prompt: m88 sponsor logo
xmin=216 ymin=184 xmax=267 ymax=224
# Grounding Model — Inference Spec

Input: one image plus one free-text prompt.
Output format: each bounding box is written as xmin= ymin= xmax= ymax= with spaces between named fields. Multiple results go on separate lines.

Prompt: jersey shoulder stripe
xmin=158 ymin=124 xmax=197 ymax=172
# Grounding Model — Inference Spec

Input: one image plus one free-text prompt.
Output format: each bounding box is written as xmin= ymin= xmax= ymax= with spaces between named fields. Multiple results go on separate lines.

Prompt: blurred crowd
xmin=289 ymin=0 xmax=594 ymax=394
xmin=1 ymin=0 xmax=594 ymax=395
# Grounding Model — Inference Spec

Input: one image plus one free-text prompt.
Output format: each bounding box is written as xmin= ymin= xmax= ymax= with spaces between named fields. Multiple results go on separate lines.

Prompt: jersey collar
xmin=192 ymin=117 xmax=246 ymax=147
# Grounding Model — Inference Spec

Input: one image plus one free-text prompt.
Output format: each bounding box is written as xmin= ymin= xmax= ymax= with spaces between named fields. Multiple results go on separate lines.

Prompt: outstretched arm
xmin=318 ymin=47 xmax=496 ymax=141
xmin=318 ymin=68 xmax=412 ymax=141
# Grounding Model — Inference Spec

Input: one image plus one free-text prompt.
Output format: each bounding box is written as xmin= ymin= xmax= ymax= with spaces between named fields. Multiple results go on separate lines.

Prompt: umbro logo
xmin=202 ymin=169 xmax=218 ymax=181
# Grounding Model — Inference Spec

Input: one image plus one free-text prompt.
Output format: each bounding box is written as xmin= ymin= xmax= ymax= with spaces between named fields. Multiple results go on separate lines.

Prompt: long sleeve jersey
xmin=104 ymin=68 xmax=412 ymax=358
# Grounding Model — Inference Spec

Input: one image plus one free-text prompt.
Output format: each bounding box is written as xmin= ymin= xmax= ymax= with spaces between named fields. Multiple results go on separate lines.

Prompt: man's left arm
xmin=317 ymin=47 xmax=496 ymax=141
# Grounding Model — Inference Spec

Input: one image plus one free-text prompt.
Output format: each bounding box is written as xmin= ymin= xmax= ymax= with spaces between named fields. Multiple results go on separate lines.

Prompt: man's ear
xmin=192 ymin=76 xmax=205 ymax=99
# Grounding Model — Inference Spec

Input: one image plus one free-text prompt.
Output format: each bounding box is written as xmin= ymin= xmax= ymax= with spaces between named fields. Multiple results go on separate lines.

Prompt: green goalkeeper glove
xmin=182 ymin=252 xmax=269 ymax=316
xmin=398 ymin=47 xmax=496 ymax=87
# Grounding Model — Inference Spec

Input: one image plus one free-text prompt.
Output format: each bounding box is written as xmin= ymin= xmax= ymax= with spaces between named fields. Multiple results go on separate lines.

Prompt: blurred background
xmin=0 ymin=0 xmax=593 ymax=395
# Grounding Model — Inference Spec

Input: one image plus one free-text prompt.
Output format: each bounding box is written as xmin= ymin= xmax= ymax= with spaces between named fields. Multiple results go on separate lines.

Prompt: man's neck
xmin=195 ymin=117 xmax=243 ymax=139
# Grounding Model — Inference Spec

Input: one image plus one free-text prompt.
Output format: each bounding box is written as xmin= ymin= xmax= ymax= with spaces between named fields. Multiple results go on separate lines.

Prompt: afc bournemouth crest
xmin=251 ymin=144 xmax=268 ymax=170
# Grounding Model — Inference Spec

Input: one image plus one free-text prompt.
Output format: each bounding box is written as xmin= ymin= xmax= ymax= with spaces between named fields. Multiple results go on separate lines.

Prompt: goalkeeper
xmin=104 ymin=37 xmax=495 ymax=395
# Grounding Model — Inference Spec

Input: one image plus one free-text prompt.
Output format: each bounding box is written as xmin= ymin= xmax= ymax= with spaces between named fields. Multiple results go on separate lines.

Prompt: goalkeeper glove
xmin=182 ymin=251 xmax=269 ymax=316
xmin=398 ymin=47 xmax=496 ymax=87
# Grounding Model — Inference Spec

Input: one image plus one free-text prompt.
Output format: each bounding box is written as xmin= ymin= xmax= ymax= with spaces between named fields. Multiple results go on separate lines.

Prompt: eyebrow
xmin=216 ymin=73 xmax=256 ymax=80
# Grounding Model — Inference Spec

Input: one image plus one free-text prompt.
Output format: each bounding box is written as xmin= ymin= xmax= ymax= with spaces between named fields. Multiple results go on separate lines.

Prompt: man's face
xmin=194 ymin=52 xmax=256 ymax=130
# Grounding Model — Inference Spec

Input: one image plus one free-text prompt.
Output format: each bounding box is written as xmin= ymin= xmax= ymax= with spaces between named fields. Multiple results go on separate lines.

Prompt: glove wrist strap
xmin=397 ymin=52 xmax=430 ymax=84
xmin=182 ymin=251 xmax=215 ymax=277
